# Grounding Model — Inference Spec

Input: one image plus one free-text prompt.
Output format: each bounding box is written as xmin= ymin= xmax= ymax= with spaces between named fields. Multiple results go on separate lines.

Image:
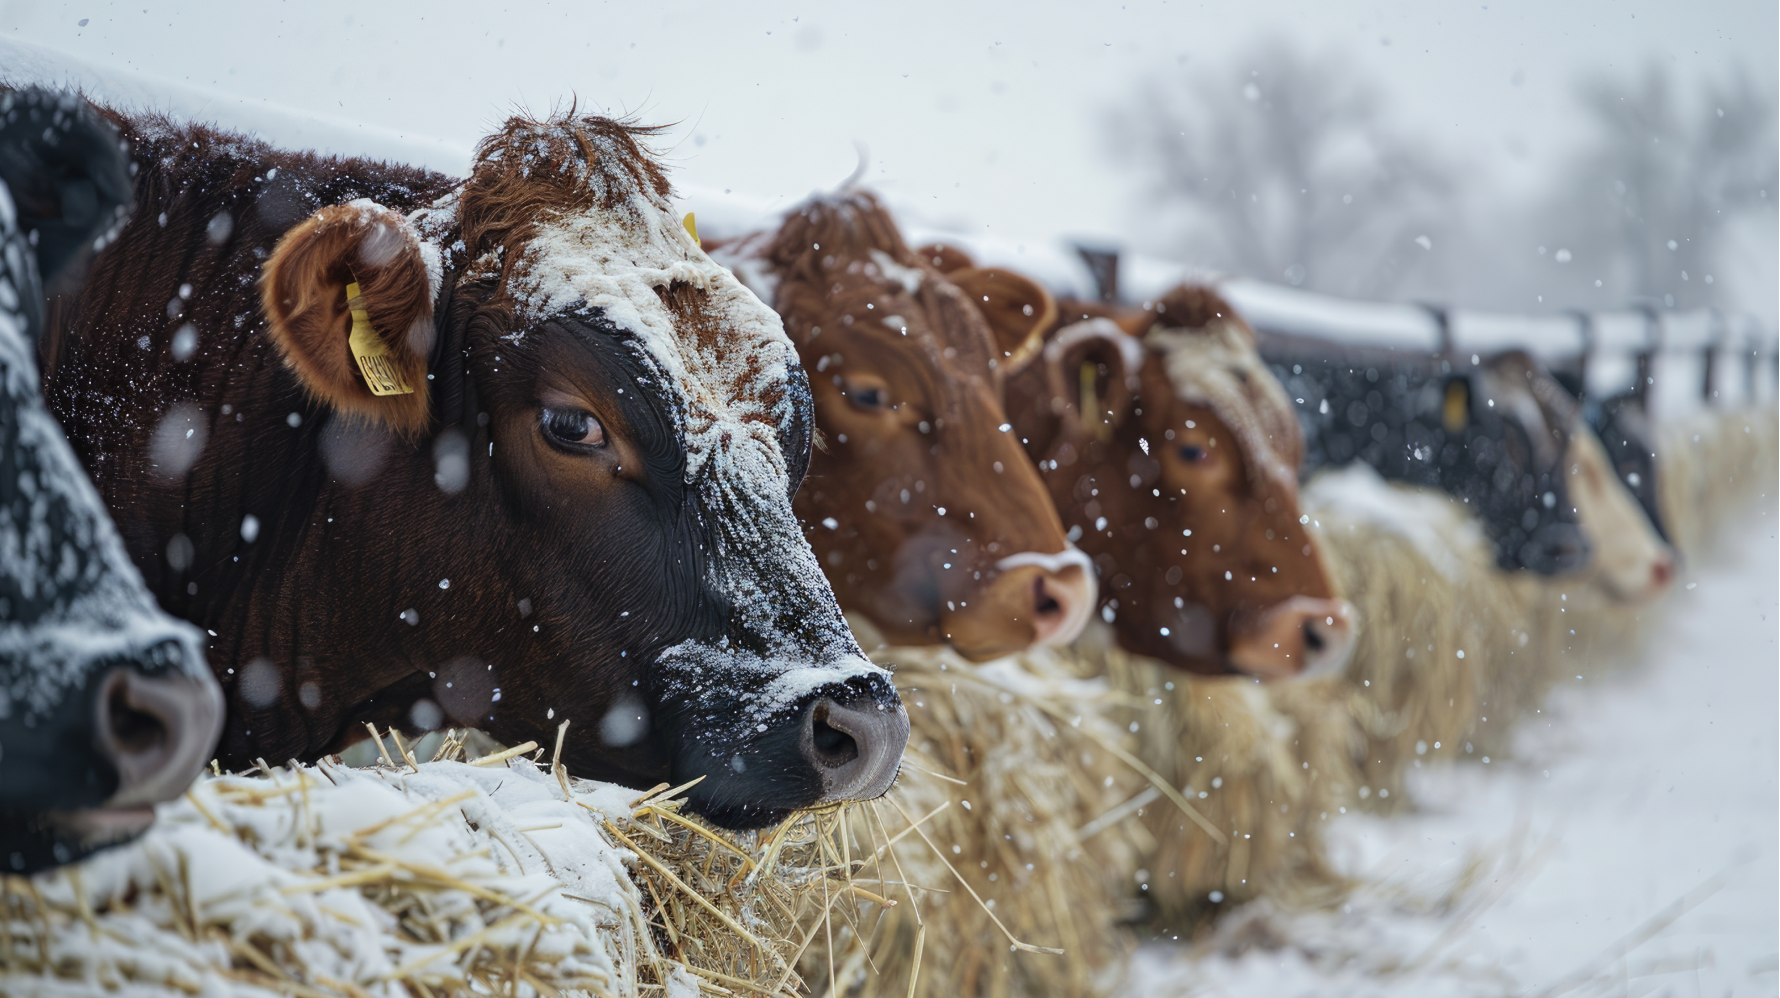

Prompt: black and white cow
xmin=1 ymin=89 xmax=224 ymax=874
xmin=1264 ymin=337 xmax=1590 ymax=575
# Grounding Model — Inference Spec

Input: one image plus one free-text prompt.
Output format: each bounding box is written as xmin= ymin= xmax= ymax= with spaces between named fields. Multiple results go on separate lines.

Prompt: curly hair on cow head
xmin=456 ymin=107 xmax=672 ymax=269
xmin=765 ymin=189 xmax=917 ymax=286
xmin=1151 ymin=283 xmax=1254 ymax=341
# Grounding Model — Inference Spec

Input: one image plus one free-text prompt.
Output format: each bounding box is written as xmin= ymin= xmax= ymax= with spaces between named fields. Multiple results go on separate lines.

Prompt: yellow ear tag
xmin=682 ymin=212 xmax=699 ymax=246
xmin=1442 ymin=379 xmax=1469 ymax=432
xmin=1079 ymin=359 xmax=1110 ymax=440
xmin=346 ymin=281 xmax=414 ymax=397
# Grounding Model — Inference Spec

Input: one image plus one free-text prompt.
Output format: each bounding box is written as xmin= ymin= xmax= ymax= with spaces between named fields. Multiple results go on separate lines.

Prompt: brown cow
xmin=1004 ymin=284 xmax=1355 ymax=678
xmin=712 ymin=191 xmax=1091 ymax=660
xmin=42 ymin=107 xmax=906 ymax=829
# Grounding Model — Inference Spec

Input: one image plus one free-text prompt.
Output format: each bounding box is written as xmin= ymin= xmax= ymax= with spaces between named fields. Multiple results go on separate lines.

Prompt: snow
xmin=0 ymin=166 xmax=209 ymax=724
xmin=1301 ymin=464 xmax=1492 ymax=583
xmin=7 ymin=757 xmax=656 ymax=996
xmin=1125 ymin=506 xmax=1779 ymax=996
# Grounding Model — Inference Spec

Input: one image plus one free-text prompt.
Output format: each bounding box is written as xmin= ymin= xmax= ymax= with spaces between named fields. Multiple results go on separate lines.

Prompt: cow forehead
xmin=499 ymin=193 xmax=800 ymax=484
xmin=1148 ymin=322 xmax=1302 ymax=495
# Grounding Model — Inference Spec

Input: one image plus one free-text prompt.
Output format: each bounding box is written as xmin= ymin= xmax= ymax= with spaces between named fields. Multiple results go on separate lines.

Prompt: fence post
xmin=1074 ymin=244 xmax=1121 ymax=304
xmin=1701 ymin=308 xmax=1724 ymax=405
xmin=1419 ymin=302 xmax=1454 ymax=361
xmin=1568 ymin=309 xmax=1597 ymax=398
xmin=1633 ymin=304 xmax=1663 ymax=409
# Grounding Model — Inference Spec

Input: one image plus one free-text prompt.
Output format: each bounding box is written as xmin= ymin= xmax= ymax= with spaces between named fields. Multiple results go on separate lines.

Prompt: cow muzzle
xmin=676 ymin=670 xmax=908 ymax=829
xmin=940 ymin=549 xmax=1096 ymax=661
xmin=1227 ymin=597 xmax=1356 ymax=680
xmin=801 ymin=689 xmax=910 ymax=802
xmin=94 ymin=653 xmax=225 ymax=813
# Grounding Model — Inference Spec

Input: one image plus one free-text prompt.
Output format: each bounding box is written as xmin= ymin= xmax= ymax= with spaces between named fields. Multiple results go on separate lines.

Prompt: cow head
xmin=1009 ymin=286 xmax=1354 ymax=679
xmin=1 ymin=88 xmax=222 ymax=873
xmin=1549 ymin=370 xmax=1672 ymax=551
xmin=1460 ymin=352 xmax=1593 ymax=574
xmin=1540 ymin=373 xmax=1674 ymax=602
xmin=714 ymin=192 xmax=1091 ymax=661
xmin=259 ymin=113 xmax=905 ymax=828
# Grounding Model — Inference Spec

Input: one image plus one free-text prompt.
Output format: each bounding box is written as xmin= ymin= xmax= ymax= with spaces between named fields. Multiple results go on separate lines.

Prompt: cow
xmin=710 ymin=191 xmax=1092 ymax=661
xmin=1550 ymin=369 xmax=1670 ymax=545
xmin=1560 ymin=408 xmax=1675 ymax=601
xmin=1264 ymin=338 xmax=1591 ymax=576
xmin=1 ymin=88 xmax=222 ymax=874
xmin=40 ymin=105 xmax=907 ymax=830
xmin=1003 ymin=284 xmax=1355 ymax=679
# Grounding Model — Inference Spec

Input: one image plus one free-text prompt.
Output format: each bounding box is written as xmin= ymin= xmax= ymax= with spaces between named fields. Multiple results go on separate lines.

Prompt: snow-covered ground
xmin=1128 ymin=506 xmax=1779 ymax=997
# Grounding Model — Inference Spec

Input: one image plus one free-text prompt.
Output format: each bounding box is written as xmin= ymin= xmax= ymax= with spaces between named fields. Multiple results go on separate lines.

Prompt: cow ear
xmin=915 ymin=242 xmax=975 ymax=275
xmin=1043 ymin=318 xmax=1143 ymax=440
xmin=949 ymin=266 xmax=1057 ymax=375
xmin=261 ymin=202 xmax=438 ymax=436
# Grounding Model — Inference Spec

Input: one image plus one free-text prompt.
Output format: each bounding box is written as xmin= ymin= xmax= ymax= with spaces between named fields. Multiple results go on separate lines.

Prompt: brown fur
xmin=947 ymin=266 xmax=1057 ymax=371
xmin=261 ymin=203 xmax=435 ymax=435
xmin=41 ymin=105 xmax=868 ymax=827
xmin=1007 ymin=287 xmax=1343 ymax=676
xmin=457 ymin=114 xmax=670 ymax=272
xmin=728 ymin=191 xmax=1083 ymax=660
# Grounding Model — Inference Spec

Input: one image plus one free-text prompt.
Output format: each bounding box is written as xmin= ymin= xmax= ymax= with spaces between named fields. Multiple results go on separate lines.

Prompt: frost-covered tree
xmin=1530 ymin=64 xmax=1778 ymax=320
xmin=1109 ymin=36 xmax=1454 ymax=300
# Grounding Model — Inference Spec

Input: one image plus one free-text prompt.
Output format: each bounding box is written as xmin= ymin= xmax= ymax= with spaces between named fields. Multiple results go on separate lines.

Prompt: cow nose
xmin=943 ymin=548 xmax=1097 ymax=661
xmin=1227 ymin=597 xmax=1357 ymax=680
xmin=1027 ymin=563 xmax=1094 ymax=647
xmin=802 ymin=690 xmax=910 ymax=803
xmin=95 ymin=653 xmax=225 ymax=809
xmin=1648 ymin=548 xmax=1675 ymax=594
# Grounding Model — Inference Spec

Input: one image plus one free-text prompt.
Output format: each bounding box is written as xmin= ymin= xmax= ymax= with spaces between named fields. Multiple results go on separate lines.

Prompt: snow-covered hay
xmin=801 ymin=633 xmax=1153 ymax=998
xmin=1092 ymin=453 xmax=1694 ymax=931
xmin=1656 ymin=404 xmax=1778 ymax=559
xmin=1 ymin=736 xmax=856 ymax=998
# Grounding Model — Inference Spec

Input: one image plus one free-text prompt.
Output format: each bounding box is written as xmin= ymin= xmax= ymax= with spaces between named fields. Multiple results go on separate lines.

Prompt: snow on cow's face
xmin=0 ymin=90 xmax=222 ymax=874
xmin=254 ymin=114 xmax=906 ymax=827
xmin=249 ymin=113 xmax=905 ymax=826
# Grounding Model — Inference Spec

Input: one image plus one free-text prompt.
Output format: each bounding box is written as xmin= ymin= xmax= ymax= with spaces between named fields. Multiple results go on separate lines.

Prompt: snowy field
xmin=1128 ymin=504 xmax=1779 ymax=997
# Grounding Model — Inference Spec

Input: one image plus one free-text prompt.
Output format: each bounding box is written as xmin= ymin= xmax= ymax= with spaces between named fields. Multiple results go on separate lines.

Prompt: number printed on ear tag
xmin=346 ymin=281 xmax=414 ymax=396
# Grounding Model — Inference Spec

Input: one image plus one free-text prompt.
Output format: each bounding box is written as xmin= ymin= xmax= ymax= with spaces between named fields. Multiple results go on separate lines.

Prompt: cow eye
xmin=539 ymin=407 xmax=605 ymax=449
xmin=843 ymin=379 xmax=888 ymax=411
xmin=1177 ymin=445 xmax=1207 ymax=463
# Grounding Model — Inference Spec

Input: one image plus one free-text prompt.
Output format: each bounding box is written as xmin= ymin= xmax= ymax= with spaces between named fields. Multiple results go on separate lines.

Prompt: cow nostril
xmin=1033 ymin=577 xmax=1062 ymax=617
xmin=106 ymin=680 xmax=169 ymax=756
xmin=1302 ymin=620 xmax=1326 ymax=653
xmin=810 ymin=709 xmax=860 ymax=768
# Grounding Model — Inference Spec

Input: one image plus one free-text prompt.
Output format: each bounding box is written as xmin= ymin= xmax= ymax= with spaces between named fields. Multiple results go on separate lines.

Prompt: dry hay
xmin=799 ymin=626 xmax=1164 ymax=998
xmin=1082 ymin=631 xmax=1356 ymax=933
xmin=1 ymin=729 xmax=858 ymax=998
xmin=1656 ymin=404 xmax=1778 ymax=560
xmin=1297 ymin=465 xmax=1543 ymax=803
xmin=1063 ymin=409 xmax=1773 ymax=940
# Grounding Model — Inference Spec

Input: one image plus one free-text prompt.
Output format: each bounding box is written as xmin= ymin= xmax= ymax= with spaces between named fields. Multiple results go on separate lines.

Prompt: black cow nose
xmin=800 ymin=690 xmax=909 ymax=803
xmin=95 ymin=651 xmax=224 ymax=809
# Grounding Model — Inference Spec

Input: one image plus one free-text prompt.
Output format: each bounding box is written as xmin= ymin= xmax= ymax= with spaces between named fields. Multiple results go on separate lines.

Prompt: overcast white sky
xmin=3 ymin=0 xmax=1773 ymax=255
